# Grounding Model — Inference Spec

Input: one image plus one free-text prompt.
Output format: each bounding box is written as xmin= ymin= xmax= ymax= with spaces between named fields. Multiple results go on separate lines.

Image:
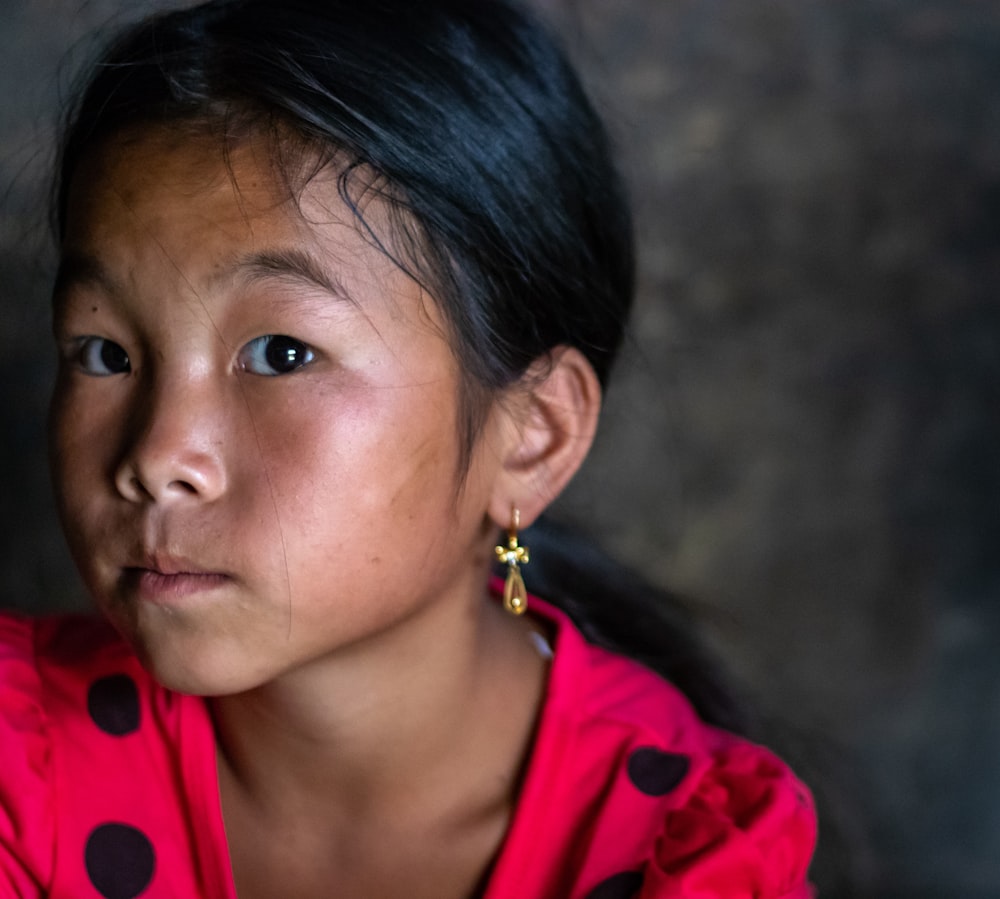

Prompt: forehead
xmin=65 ymin=127 xmax=339 ymax=241
xmin=60 ymin=127 xmax=436 ymax=321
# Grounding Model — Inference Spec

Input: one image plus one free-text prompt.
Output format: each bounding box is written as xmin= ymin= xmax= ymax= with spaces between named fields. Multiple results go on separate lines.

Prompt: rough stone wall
xmin=2 ymin=1 xmax=999 ymax=896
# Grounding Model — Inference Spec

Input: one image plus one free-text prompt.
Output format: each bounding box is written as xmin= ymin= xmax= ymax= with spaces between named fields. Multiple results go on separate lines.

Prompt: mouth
xmin=121 ymin=556 xmax=232 ymax=603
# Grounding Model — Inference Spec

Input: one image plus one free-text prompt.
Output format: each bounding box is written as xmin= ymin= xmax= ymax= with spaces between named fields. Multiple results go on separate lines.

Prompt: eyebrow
xmin=232 ymin=248 xmax=357 ymax=307
xmin=52 ymin=253 xmax=116 ymax=307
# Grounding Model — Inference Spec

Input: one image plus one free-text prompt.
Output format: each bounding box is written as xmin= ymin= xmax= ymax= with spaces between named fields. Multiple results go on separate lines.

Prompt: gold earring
xmin=495 ymin=508 xmax=529 ymax=615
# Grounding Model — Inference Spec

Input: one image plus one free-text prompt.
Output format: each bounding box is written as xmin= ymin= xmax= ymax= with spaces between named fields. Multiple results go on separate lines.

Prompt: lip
xmin=122 ymin=555 xmax=232 ymax=603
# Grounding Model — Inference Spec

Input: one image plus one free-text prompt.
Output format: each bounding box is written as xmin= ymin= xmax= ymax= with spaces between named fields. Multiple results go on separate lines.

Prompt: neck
xmin=210 ymin=575 xmax=547 ymax=826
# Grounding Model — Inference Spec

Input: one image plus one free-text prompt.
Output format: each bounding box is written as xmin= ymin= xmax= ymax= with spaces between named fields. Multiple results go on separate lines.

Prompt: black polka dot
xmin=88 ymin=674 xmax=140 ymax=736
xmin=626 ymin=746 xmax=690 ymax=796
xmin=585 ymin=870 xmax=644 ymax=899
xmin=85 ymin=823 xmax=155 ymax=899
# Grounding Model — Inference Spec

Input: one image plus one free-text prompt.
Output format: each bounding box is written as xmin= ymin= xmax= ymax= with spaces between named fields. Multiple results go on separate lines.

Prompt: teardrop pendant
xmin=503 ymin=565 xmax=528 ymax=615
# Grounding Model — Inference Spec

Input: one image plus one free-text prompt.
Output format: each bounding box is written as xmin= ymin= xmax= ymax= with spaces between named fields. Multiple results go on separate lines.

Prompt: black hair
xmin=55 ymin=0 xmax=743 ymax=731
xmin=55 ymin=0 xmax=634 ymax=462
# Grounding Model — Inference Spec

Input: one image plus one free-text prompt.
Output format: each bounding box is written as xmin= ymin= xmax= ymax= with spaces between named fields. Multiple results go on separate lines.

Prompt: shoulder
xmin=0 ymin=611 xmax=125 ymax=892
xmin=0 ymin=608 xmax=154 ymax=736
xmin=0 ymin=610 xmax=211 ymax=896
xmin=0 ymin=609 xmax=146 ymax=795
xmin=0 ymin=627 xmax=49 ymax=890
xmin=642 ymin=740 xmax=816 ymax=898
xmin=0 ymin=610 xmax=130 ymax=791
xmin=503 ymin=599 xmax=817 ymax=899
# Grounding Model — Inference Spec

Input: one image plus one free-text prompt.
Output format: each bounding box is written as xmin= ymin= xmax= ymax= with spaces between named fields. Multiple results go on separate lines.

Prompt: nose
xmin=114 ymin=377 xmax=227 ymax=504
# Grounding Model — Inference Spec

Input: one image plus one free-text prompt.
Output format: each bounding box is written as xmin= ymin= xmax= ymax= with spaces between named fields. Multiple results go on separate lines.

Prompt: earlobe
xmin=489 ymin=346 xmax=602 ymax=529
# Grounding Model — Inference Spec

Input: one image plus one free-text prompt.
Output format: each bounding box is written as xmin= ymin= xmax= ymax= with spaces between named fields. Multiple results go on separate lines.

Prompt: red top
xmin=0 ymin=598 xmax=816 ymax=898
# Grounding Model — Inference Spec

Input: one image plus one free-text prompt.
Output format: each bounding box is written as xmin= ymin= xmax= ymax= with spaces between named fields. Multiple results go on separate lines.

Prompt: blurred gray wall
xmin=3 ymin=1 xmax=999 ymax=896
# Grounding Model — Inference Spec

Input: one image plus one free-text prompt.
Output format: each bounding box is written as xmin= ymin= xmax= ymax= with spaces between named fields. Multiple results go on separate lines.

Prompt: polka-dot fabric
xmin=83 ymin=672 xmax=155 ymax=897
xmin=0 ymin=613 xmax=235 ymax=896
xmin=87 ymin=674 xmax=141 ymax=736
xmin=0 ymin=599 xmax=816 ymax=899
xmin=627 ymin=747 xmax=690 ymax=796
xmin=85 ymin=823 xmax=155 ymax=899
xmin=585 ymin=871 xmax=645 ymax=899
xmin=474 ymin=585 xmax=816 ymax=898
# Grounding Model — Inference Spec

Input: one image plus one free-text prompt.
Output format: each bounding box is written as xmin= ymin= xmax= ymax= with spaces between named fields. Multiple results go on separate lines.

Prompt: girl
xmin=1 ymin=0 xmax=816 ymax=896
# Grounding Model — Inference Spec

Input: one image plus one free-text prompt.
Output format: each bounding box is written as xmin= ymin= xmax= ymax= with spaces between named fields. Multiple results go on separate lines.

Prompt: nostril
xmin=119 ymin=475 xmax=154 ymax=503
xmin=119 ymin=474 xmax=198 ymax=502
xmin=168 ymin=479 xmax=200 ymax=496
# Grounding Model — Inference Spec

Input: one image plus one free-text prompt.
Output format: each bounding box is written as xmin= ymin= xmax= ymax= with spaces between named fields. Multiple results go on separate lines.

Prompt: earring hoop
xmin=495 ymin=508 xmax=529 ymax=615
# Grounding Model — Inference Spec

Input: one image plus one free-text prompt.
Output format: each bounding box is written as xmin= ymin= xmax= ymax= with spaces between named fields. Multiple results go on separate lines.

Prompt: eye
xmin=73 ymin=337 xmax=131 ymax=376
xmin=239 ymin=335 xmax=316 ymax=376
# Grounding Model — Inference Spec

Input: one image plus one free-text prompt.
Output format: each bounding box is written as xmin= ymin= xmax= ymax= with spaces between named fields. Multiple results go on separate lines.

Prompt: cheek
xmin=49 ymin=402 xmax=121 ymax=581
xmin=251 ymin=382 xmax=461 ymax=528
xmin=49 ymin=385 xmax=109 ymax=502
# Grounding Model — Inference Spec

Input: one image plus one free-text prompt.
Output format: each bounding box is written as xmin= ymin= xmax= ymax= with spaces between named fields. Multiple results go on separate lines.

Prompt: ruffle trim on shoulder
xmin=645 ymin=742 xmax=816 ymax=898
xmin=0 ymin=613 xmax=54 ymax=895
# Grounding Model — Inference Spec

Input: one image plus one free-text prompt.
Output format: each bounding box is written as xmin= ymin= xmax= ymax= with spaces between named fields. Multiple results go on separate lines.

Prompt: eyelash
xmin=71 ymin=337 xmax=131 ymax=377
xmin=238 ymin=335 xmax=316 ymax=376
xmin=68 ymin=334 xmax=316 ymax=378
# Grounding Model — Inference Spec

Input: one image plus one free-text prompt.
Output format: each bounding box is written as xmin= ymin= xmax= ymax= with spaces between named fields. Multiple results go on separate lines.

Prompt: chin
xmin=125 ymin=629 xmax=271 ymax=698
xmin=145 ymin=658 xmax=265 ymax=698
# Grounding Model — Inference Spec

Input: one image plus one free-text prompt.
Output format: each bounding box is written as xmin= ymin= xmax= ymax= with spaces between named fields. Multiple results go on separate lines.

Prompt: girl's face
xmin=51 ymin=129 xmax=514 ymax=695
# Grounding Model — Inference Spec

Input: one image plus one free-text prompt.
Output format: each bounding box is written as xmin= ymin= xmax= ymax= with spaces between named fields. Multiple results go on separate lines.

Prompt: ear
xmin=488 ymin=346 xmax=602 ymax=530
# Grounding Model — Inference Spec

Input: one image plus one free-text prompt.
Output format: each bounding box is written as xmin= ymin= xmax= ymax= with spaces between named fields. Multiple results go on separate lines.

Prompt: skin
xmin=50 ymin=127 xmax=601 ymax=898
